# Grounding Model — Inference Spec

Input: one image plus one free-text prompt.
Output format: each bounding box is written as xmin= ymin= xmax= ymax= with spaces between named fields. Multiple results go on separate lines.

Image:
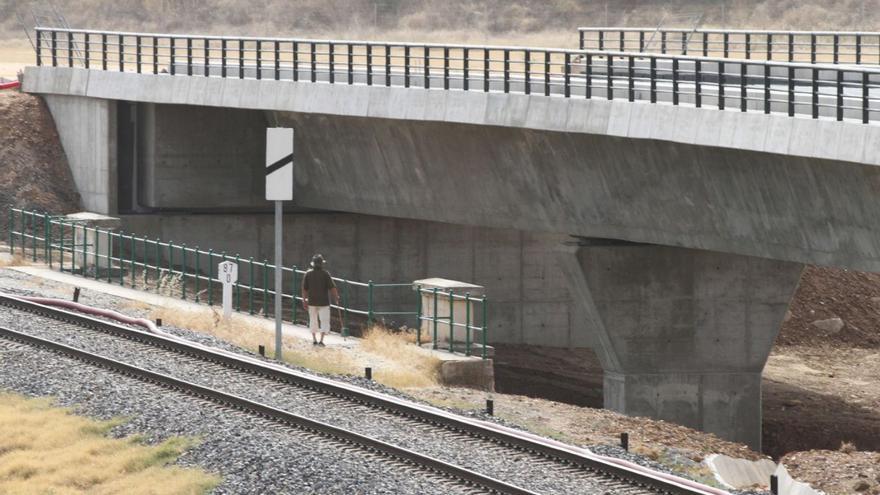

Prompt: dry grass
xmin=0 ymin=253 xmax=28 ymax=268
xmin=362 ymin=326 xmax=441 ymax=388
xmin=0 ymin=392 xmax=218 ymax=495
xmin=146 ymin=306 xmax=440 ymax=389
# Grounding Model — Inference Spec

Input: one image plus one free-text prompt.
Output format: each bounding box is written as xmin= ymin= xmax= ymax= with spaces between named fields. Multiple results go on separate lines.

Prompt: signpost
xmin=218 ymin=260 xmax=238 ymax=319
xmin=266 ymin=127 xmax=294 ymax=360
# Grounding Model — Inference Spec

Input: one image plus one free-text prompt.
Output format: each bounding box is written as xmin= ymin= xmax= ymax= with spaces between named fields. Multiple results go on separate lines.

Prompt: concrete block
xmin=716 ymin=111 xmax=741 ymax=149
xmin=401 ymin=88 xmax=429 ymax=121
xmin=693 ymin=106 xmax=725 ymax=147
xmin=219 ymin=78 xmax=241 ymax=108
xmin=423 ymin=89 xmax=448 ymax=122
xmin=523 ymin=95 xmax=550 ymax=130
xmin=669 ymin=106 xmax=701 ymax=145
xmin=438 ymin=357 xmax=494 ymax=391
xmin=185 ymin=76 xmax=209 ymax=107
xmin=763 ymin=114 xmax=795 ymax=155
xmin=625 ymin=102 xmax=654 ymax=139
xmin=68 ymin=68 xmax=89 ymax=96
xmin=484 ymin=92 xmax=529 ymax=128
xmin=368 ymin=86 xmax=407 ymax=120
xmin=202 ymin=77 xmax=227 ymax=108
xmin=583 ymin=99 xmax=612 ymax=134
xmin=863 ymin=126 xmax=880 ymax=166
xmin=444 ymin=91 xmax=489 ymax=125
xmin=606 ymin=100 xmax=633 ymax=137
xmin=237 ymin=79 xmax=262 ymax=109
xmin=811 ymin=120 xmax=844 ymax=161
xmin=255 ymin=79 xmax=282 ymax=110
xmin=168 ymin=76 xmax=193 ymax=105
xmin=730 ymin=112 xmax=769 ymax=153
xmin=545 ymin=97 xmax=572 ymax=132
xmin=787 ymin=118 xmax=820 ymax=158
xmin=563 ymin=100 xmax=590 ymax=133
xmin=833 ymin=122 xmax=868 ymax=164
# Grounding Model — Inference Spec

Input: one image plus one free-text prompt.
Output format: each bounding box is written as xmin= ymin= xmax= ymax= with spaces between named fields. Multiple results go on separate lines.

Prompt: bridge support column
xmin=557 ymin=241 xmax=804 ymax=451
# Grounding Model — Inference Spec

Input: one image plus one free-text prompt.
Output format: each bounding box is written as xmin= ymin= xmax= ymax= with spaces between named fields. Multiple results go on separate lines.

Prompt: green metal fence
xmin=7 ymin=208 xmax=490 ymax=358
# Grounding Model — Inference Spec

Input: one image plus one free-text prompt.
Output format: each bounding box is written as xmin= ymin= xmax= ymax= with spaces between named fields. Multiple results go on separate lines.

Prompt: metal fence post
xmin=59 ymin=221 xmax=64 ymax=271
xmin=416 ymin=285 xmax=422 ymax=346
xmin=31 ymin=212 xmax=37 ymax=262
xmin=249 ymin=257 xmax=255 ymax=315
xmin=232 ymin=253 xmax=239 ymax=311
xmin=207 ymin=249 xmax=214 ymax=305
xmin=194 ymin=246 xmax=200 ymax=301
xmin=129 ymin=234 xmax=135 ymax=287
xmin=181 ymin=244 xmax=188 ymax=300
xmin=812 ymin=67 xmax=819 ymax=119
xmin=368 ymin=280 xmax=374 ymax=327
xmin=432 ymin=287 xmax=438 ymax=350
xmin=448 ymin=290 xmax=455 ymax=353
xmin=43 ymin=213 xmax=50 ymax=266
xmin=291 ymin=265 xmax=298 ymax=323
xmin=7 ymin=208 xmax=13 ymax=253
xmin=481 ymin=296 xmax=488 ymax=359
xmin=263 ymin=259 xmax=269 ymax=317
xmin=465 ymin=292 xmax=471 ymax=356
xmin=341 ymin=280 xmax=349 ymax=337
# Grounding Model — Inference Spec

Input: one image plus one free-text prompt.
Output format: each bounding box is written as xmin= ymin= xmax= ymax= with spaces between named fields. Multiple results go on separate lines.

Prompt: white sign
xmin=265 ymin=127 xmax=294 ymax=201
xmin=218 ymin=261 xmax=238 ymax=318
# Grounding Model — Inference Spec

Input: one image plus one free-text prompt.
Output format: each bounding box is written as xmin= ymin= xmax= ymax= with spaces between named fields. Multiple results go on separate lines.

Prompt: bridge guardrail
xmin=7 ymin=208 xmax=489 ymax=358
xmin=578 ymin=27 xmax=880 ymax=65
xmin=32 ymin=27 xmax=880 ymax=124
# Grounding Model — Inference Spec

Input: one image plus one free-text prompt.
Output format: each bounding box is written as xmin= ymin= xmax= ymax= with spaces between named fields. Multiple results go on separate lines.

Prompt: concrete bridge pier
xmin=557 ymin=241 xmax=804 ymax=450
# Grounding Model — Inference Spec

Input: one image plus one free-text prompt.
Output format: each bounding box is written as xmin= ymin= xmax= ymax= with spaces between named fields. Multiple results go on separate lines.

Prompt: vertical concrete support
xmin=42 ymin=95 xmax=117 ymax=214
xmin=557 ymin=241 xmax=804 ymax=450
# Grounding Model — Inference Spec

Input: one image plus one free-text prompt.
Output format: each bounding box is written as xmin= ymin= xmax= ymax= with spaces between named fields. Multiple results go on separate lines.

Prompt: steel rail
xmin=0 ymin=293 xmax=720 ymax=495
xmin=0 ymin=325 xmax=535 ymax=495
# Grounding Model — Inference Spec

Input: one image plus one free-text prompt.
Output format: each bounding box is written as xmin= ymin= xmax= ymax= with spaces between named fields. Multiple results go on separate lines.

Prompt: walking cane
xmin=337 ymin=305 xmax=348 ymax=341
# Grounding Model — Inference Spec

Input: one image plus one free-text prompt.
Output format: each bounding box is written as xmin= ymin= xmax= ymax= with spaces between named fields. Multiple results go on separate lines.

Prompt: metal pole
xmin=274 ymin=200 xmax=283 ymax=359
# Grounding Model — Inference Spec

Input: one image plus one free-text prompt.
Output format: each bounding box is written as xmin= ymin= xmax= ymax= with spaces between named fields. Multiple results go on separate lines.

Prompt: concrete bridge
xmin=22 ymin=27 xmax=880 ymax=450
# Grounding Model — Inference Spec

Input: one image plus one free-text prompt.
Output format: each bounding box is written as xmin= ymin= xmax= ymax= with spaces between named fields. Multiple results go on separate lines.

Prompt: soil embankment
xmin=0 ymin=91 xmax=80 ymax=234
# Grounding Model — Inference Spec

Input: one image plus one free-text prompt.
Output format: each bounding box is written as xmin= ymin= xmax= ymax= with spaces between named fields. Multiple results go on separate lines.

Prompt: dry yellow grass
xmin=147 ymin=307 xmax=440 ymax=389
xmin=0 ymin=253 xmax=28 ymax=268
xmin=362 ymin=326 xmax=440 ymax=388
xmin=0 ymin=392 xmax=219 ymax=495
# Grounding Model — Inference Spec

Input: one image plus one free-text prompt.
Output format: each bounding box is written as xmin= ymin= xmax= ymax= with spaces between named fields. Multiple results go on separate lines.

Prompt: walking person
xmin=301 ymin=254 xmax=339 ymax=346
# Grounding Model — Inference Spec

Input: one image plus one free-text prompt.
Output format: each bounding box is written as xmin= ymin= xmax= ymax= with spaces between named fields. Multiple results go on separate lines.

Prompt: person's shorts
xmin=308 ymin=305 xmax=331 ymax=334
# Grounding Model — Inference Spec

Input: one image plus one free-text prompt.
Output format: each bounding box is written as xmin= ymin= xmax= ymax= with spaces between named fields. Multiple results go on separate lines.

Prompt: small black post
xmin=485 ymin=399 xmax=494 ymax=416
xmin=72 ymin=287 xmax=80 ymax=303
xmin=155 ymin=318 xmax=162 ymax=327
xmin=770 ymin=474 xmax=779 ymax=495
xmin=620 ymin=432 xmax=629 ymax=451
xmin=365 ymin=367 xmax=372 ymax=380
xmin=258 ymin=345 xmax=265 ymax=357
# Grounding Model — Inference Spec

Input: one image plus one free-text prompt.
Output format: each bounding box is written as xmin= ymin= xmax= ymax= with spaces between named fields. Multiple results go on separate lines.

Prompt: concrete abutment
xmin=557 ymin=241 xmax=804 ymax=450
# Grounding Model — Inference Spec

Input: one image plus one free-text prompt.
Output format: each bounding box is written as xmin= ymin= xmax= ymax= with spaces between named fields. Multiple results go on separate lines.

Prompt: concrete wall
xmin=23 ymin=67 xmax=880 ymax=271
xmin=139 ymin=104 xmax=267 ymax=209
xmin=42 ymin=94 xmax=116 ymax=214
xmin=122 ymin=212 xmax=592 ymax=348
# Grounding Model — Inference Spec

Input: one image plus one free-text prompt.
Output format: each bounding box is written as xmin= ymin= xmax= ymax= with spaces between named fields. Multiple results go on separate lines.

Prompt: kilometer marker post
xmin=266 ymin=127 xmax=295 ymax=360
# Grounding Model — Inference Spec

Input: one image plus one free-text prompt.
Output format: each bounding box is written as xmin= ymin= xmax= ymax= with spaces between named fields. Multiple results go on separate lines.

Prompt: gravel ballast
xmin=0 ymin=342 xmax=473 ymax=495
xmin=0 ymin=304 xmax=660 ymax=495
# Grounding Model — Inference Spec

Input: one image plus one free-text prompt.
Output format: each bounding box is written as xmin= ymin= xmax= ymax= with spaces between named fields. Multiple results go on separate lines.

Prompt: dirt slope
xmin=0 ymin=90 xmax=80 ymax=234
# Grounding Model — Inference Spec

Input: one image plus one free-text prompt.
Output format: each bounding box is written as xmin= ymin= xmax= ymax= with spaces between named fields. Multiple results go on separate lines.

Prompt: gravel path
xmin=0 ymin=340 xmax=473 ymax=495
xmin=0 ymin=305 xmax=661 ymax=495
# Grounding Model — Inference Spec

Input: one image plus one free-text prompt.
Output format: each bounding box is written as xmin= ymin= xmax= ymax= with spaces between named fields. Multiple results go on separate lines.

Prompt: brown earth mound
xmin=779 ymin=265 xmax=880 ymax=348
xmin=0 ymin=90 xmax=80 ymax=233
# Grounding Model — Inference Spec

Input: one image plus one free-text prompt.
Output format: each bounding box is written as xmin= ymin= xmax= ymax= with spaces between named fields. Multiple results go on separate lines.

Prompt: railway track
xmin=0 ymin=293 xmax=726 ymax=495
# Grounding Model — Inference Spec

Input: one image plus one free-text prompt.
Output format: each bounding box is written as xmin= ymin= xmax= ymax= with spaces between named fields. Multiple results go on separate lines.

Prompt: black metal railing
xmin=33 ymin=27 xmax=880 ymax=124
xmin=579 ymin=27 xmax=880 ymax=65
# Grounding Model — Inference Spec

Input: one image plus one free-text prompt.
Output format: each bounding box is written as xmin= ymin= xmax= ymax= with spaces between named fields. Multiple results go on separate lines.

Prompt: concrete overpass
xmin=22 ymin=27 xmax=880 ymax=450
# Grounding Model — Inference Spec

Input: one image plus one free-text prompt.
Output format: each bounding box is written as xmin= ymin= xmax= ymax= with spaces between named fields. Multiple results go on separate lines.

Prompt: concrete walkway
xmin=9 ymin=264 xmax=353 ymax=348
